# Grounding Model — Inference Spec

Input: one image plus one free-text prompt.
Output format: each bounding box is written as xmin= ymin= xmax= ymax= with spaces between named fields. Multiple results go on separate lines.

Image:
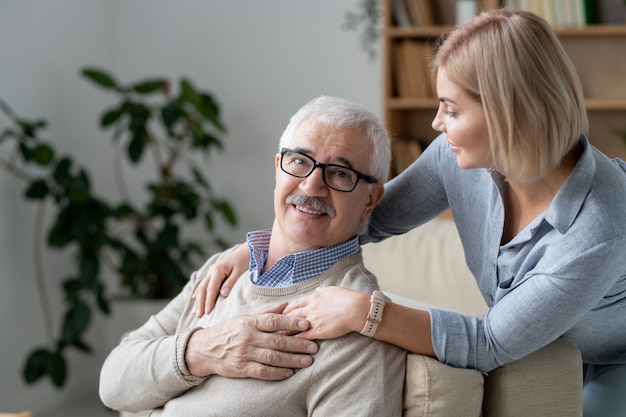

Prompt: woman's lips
xmin=447 ymin=139 xmax=461 ymax=153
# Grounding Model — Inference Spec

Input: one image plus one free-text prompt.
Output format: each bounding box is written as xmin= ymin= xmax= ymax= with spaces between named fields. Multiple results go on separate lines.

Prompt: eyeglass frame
xmin=279 ymin=148 xmax=377 ymax=193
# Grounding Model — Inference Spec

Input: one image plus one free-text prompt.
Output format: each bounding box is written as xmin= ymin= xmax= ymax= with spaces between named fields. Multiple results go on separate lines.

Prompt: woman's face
xmin=431 ymin=67 xmax=493 ymax=170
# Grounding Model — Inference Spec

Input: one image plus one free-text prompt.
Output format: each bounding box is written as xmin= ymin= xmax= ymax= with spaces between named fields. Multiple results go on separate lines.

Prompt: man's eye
xmin=329 ymin=167 xmax=354 ymax=181
xmin=333 ymin=169 xmax=349 ymax=178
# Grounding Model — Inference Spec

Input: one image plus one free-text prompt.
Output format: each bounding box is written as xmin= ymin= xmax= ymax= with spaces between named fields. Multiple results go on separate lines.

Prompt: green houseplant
xmin=0 ymin=68 xmax=238 ymax=388
xmin=344 ymin=0 xmax=382 ymax=59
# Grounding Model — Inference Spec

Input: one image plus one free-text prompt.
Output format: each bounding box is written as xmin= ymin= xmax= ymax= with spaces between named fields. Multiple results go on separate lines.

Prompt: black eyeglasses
xmin=279 ymin=148 xmax=377 ymax=192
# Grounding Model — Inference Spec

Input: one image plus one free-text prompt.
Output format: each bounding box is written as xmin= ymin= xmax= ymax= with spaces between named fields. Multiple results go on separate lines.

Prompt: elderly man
xmin=99 ymin=96 xmax=406 ymax=416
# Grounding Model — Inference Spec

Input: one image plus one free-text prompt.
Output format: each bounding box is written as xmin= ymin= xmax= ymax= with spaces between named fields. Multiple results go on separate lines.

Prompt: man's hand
xmin=185 ymin=303 xmax=319 ymax=380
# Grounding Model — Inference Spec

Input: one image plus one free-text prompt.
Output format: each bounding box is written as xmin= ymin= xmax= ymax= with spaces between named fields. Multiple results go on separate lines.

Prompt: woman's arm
xmin=282 ymin=286 xmax=436 ymax=357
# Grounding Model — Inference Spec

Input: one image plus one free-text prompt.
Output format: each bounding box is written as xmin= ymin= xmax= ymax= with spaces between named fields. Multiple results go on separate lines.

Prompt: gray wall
xmin=0 ymin=0 xmax=381 ymax=412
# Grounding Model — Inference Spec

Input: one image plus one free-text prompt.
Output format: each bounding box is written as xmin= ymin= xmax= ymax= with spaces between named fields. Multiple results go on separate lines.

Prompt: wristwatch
xmin=360 ymin=290 xmax=389 ymax=337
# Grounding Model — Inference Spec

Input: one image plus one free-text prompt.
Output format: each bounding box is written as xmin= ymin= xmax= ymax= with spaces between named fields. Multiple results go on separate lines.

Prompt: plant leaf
xmin=204 ymin=211 xmax=214 ymax=231
xmin=132 ymin=79 xmax=166 ymax=94
xmin=128 ymin=133 xmax=146 ymax=163
xmin=62 ymin=278 xmax=83 ymax=298
xmin=180 ymin=78 xmax=200 ymax=105
xmin=71 ymin=338 xmax=92 ymax=353
xmin=100 ymin=108 xmax=124 ymax=128
xmin=62 ymin=299 xmax=91 ymax=343
xmin=217 ymin=200 xmax=238 ymax=226
xmin=161 ymin=101 xmax=185 ymax=132
xmin=32 ymin=143 xmax=55 ymax=166
xmin=53 ymin=157 xmax=72 ymax=185
xmin=23 ymin=348 xmax=50 ymax=384
xmin=81 ymin=68 xmax=118 ymax=90
xmin=79 ymin=250 xmax=100 ymax=288
xmin=24 ymin=179 xmax=50 ymax=200
xmin=47 ymin=350 xmax=67 ymax=387
xmin=95 ymin=284 xmax=110 ymax=315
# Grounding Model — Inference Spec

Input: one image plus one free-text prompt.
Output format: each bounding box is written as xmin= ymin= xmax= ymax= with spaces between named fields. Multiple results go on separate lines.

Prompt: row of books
xmin=392 ymin=0 xmax=436 ymax=27
xmin=393 ymin=40 xmax=434 ymax=98
xmin=392 ymin=0 xmax=598 ymax=29
xmin=504 ymin=0 xmax=595 ymax=27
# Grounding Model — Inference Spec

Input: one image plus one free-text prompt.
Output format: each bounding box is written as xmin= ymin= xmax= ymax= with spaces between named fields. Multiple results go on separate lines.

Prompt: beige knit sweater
xmin=99 ymin=250 xmax=406 ymax=416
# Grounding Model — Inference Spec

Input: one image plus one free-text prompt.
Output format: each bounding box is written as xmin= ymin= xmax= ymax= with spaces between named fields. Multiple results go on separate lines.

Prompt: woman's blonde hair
xmin=433 ymin=9 xmax=588 ymax=182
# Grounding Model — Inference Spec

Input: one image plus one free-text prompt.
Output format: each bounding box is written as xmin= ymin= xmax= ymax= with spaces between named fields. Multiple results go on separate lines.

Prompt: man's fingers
xmin=255 ymin=313 xmax=311 ymax=335
xmin=243 ymin=362 xmax=295 ymax=381
xmin=252 ymin=346 xmax=315 ymax=371
xmin=257 ymin=302 xmax=289 ymax=315
xmin=255 ymin=324 xmax=319 ymax=356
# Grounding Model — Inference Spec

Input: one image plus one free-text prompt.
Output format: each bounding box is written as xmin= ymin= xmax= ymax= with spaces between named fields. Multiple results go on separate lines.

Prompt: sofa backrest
xmin=362 ymin=219 xmax=488 ymax=316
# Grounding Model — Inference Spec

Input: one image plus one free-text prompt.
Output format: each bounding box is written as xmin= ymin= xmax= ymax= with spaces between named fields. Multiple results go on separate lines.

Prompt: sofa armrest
xmin=402 ymin=338 xmax=582 ymax=417
xmin=403 ymin=354 xmax=484 ymax=417
xmin=483 ymin=337 xmax=583 ymax=417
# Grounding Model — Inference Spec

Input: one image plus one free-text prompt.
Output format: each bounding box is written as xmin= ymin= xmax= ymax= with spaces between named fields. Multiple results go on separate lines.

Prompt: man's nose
xmin=300 ymin=166 xmax=328 ymax=194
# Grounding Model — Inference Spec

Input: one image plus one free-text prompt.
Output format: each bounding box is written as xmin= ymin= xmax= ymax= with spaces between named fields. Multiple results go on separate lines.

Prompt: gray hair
xmin=278 ymin=96 xmax=391 ymax=184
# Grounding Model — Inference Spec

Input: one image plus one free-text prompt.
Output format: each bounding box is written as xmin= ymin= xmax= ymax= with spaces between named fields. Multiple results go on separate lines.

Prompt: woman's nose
xmin=432 ymin=111 xmax=445 ymax=133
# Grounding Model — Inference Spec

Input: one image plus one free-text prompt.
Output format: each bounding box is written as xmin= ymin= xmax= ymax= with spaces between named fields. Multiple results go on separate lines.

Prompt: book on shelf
xmin=409 ymin=0 xmax=436 ymax=26
xmin=393 ymin=41 xmax=413 ymax=97
xmin=481 ymin=0 xmax=503 ymax=10
xmin=392 ymin=138 xmax=424 ymax=174
xmin=401 ymin=40 xmax=434 ymax=97
xmin=504 ymin=0 xmax=590 ymax=27
xmin=392 ymin=0 xmax=412 ymax=27
xmin=392 ymin=0 xmax=436 ymax=27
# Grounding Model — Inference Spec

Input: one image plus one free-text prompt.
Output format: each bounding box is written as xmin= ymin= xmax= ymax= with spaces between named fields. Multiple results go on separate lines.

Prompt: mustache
xmin=285 ymin=194 xmax=336 ymax=218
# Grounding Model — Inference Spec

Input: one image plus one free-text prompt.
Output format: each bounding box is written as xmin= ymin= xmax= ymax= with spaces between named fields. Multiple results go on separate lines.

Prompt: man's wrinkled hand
xmin=185 ymin=304 xmax=319 ymax=380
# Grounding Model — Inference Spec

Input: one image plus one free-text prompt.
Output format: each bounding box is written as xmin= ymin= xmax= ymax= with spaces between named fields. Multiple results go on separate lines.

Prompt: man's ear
xmin=361 ymin=183 xmax=385 ymax=221
xmin=274 ymin=153 xmax=281 ymax=180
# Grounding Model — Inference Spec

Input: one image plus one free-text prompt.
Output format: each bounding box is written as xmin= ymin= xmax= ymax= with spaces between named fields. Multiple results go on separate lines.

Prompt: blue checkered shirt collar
xmin=246 ymin=229 xmax=361 ymax=288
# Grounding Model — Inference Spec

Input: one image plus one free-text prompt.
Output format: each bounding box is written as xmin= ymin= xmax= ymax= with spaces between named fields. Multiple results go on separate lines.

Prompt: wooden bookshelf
xmin=383 ymin=0 xmax=626 ymax=178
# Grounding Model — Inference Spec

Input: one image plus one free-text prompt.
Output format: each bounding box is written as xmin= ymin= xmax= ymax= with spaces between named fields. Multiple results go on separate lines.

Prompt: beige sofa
xmin=121 ymin=219 xmax=583 ymax=417
xmin=362 ymin=218 xmax=583 ymax=416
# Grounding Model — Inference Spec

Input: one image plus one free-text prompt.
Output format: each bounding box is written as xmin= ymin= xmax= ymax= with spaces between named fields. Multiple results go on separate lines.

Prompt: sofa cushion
xmin=404 ymin=354 xmax=484 ymax=417
xmin=362 ymin=219 xmax=488 ymax=316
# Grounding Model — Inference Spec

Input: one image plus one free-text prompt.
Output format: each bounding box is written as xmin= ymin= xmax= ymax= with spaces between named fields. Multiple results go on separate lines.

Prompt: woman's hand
xmin=192 ymin=243 xmax=250 ymax=317
xmin=282 ymin=286 xmax=370 ymax=340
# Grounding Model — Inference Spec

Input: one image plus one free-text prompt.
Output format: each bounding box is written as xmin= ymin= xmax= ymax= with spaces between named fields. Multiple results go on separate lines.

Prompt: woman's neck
xmin=501 ymin=144 xmax=582 ymax=244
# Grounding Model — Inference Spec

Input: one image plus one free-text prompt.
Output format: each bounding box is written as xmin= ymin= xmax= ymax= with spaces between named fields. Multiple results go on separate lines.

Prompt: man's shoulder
xmin=324 ymin=253 xmax=380 ymax=293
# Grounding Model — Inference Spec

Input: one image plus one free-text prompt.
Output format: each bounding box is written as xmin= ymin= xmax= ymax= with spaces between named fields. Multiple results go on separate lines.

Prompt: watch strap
xmin=360 ymin=290 xmax=388 ymax=337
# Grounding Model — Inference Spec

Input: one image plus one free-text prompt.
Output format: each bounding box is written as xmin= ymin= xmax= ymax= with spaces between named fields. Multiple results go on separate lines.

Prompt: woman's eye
xmin=445 ymin=110 xmax=457 ymax=118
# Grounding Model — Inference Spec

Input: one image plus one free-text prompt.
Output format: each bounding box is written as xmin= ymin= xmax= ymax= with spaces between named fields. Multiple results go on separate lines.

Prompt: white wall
xmin=0 ymin=0 xmax=381 ymax=413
